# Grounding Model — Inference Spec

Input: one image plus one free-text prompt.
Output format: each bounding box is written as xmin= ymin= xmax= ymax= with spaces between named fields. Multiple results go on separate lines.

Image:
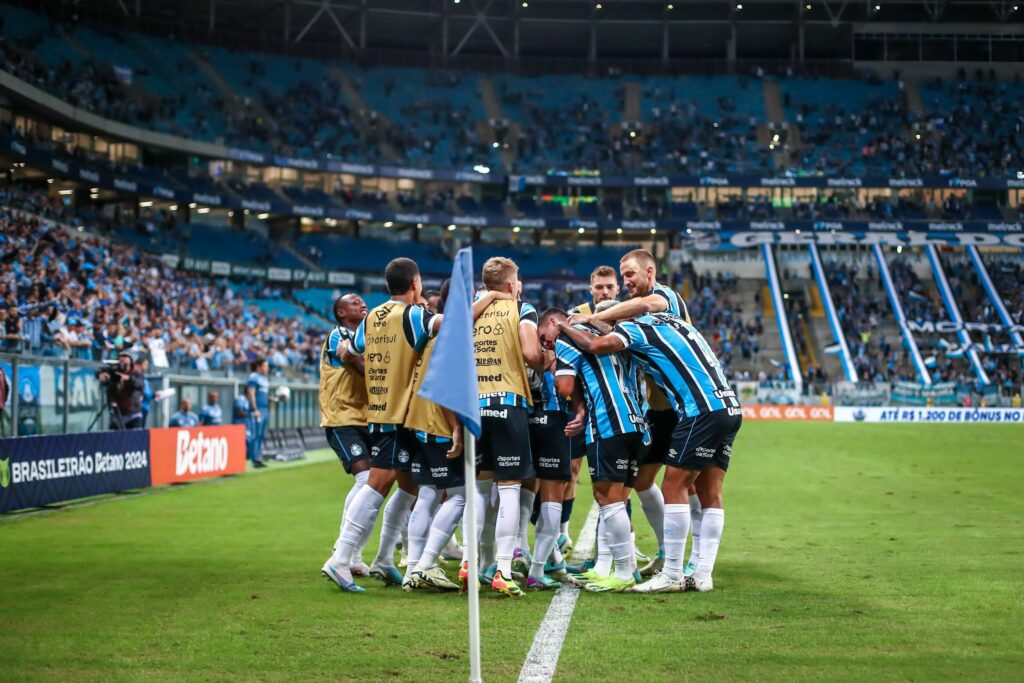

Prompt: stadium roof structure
xmin=35 ymin=0 xmax=1024 ymax=69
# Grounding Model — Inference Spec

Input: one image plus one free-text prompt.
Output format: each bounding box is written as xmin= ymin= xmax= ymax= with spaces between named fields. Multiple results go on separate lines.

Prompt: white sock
xmin=495 ymin=484 xmax=521 ymax=577
xmin=470 ymin=480 xmax=496 ymax=569
xmin=662 ymin=503 xmax=691 ymax=581
xmin=374 ymin=489 xmax=416 ymax=568
xmin=332 ymin=487 xmax=384 ymax=566
xmin=601 ymin=502 xmax=634 ymax=582
xmin=341 ymin=470 xmax=369 ymax=532
xmin=560 ymin=520 xmax=570 ymax=535
xmin=417 ymin=486 xmax=466 ymax=572
xmin=688 ymin=493 xmax=703 ymax=568
xmin=638 ymin=485 xmax=666 ymax=552
xmin=405 ymin=486 xmax=439 ymax=577
xmin=548 ymin=543 xmax=564 ymax=566
xmin=594 ymin=512 xmax=612 ymax=576
xmin=517 ymin=487 xmax=537 ymax=553
xmin=695 ymin=508 xmax=724 ymax=583
xmin=529 ymin=502 xmax=562 ymax=580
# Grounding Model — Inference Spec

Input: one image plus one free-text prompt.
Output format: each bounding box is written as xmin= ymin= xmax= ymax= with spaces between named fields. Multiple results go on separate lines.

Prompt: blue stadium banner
xmin=0 ymin=431 xmax=151 ymax=513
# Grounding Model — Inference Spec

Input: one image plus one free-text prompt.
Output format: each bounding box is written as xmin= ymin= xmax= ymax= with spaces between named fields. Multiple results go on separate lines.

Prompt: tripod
xmin=87 ymin=393 xmax=124 ymax=432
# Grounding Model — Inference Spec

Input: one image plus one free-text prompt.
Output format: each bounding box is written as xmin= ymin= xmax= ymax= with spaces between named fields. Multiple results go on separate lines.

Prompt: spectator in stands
xmin=0 ymin=306 xmax=22 ymax=352
xmin=199 ymin=391 xmax=223 ymax=426
xmin=169 ymin=398 xmax=200 ymax=428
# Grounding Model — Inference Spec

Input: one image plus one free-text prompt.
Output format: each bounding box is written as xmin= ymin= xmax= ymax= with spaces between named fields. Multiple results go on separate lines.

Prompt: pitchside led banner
xmin=0 ymin=430 xmax=150 ymax=513
xmin=0 ymin=425 xmax=247 ymax=513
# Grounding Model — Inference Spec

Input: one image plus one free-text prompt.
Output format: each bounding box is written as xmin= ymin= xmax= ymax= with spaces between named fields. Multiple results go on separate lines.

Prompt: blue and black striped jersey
xmin=555 ymin=324 xmax=647 ymax=444
xmin=612 ymin=313 xmax=739 ymax=418
xmin=325 ymin=326 xmax=355 ymax=368
xmin=651 ymin=283 xmax=689 ymax=322
xmin=531 ymin=368 xmax=570 ymax=415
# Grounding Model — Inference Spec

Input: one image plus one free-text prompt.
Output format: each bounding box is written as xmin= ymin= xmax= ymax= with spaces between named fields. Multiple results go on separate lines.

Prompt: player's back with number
xmin=612 ymin=313 xmax=739 ymax=418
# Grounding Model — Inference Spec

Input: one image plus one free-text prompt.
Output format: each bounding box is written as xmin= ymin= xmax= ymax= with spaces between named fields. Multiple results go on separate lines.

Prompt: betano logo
xmin=175 ymin=430 xmax=229 ymax=477
xmin=0 ymin=457 xmax=9 ymax=488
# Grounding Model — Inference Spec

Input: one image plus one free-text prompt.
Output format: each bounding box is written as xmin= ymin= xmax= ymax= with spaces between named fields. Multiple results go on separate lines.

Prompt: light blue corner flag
xmin=418 ymin=247 xmax=481 ymax=438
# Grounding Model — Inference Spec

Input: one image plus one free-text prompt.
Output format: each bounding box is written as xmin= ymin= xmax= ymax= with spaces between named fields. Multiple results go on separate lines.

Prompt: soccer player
xmin=556 ymin=311 xmax=742 ymax=593
xmin=198 ymin=391 xmax=223 ymax=426
xmin=572 ymin=250 xmax=692 ymax=576
xmin=404 ymin=279 xmax=467 ymax=592
xmin=322 ymin=259 xmax=440 ymax=592
xmin=525 ymin=359 xmax=585 ymax=590
xmin=320 ymin=294 xmax=373 ymax=577
xmin=540 ymin=307 xmax=650 ymax=593
xmin=562 ymin=265 xmax=621 ymax=555
xmin=460 ymin=257 xmax=546 ymax=598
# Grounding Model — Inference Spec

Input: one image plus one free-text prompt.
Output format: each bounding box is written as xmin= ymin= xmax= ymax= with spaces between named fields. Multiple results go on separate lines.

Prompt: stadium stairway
xmin=281 ymin=243 xmax=322 ymax=272
xmin=759 ymin=79 xmax=793 ymax=170
xmin=904 ymin=79 xmax=925 ymax=116
xmin=477 ymin=76 xmax=517 ymax=170
xmin=332 ymin=68 xmax=401 ymax=162
xmin=732 ymin=278 xmax=785 ymax=378
xmin=189 ymin=48 xmax=282 ymax=147
xmin=623 ymin=81 xmax=642 ymax=121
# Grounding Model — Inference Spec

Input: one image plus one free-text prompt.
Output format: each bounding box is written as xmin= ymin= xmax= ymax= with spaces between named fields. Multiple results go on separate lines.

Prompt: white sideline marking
xmin=517 ymin=502 xmax=599 ymax=683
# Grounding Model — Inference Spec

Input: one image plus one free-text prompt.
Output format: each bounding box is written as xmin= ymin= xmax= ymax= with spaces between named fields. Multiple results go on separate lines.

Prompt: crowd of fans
xmin=4 ymin=9 xmax=1021 ymax=178
xmin=0 ymin=187 xmax=325 ymax=377
xmin=640 ymin=86 xmax=768 ymax=176
xmin=676 ymin=264 xmax=765 ymax=382
xmin=823 ymin=259 xmax=915 ymax=382
xmin=941 ymin=257 xmax=1023 ymax=391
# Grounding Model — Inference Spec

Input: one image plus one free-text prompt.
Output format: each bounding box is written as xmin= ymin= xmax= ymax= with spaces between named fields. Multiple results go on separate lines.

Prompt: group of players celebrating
xmin=318 ymin=249 xmax=742 ymax=596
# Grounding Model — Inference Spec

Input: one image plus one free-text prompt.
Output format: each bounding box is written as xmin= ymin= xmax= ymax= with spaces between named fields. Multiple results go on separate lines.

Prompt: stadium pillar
xmin=596 ymin=229 xmax=604 ymax=246
xmin=177 ymin=203 xmax=190 ymax=224
xmin=471 ymin=227 xmax=482 ymax=246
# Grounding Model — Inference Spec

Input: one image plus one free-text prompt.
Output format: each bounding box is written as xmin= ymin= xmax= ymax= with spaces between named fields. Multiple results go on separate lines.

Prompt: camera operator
xmin=95 ymin=352 xmax=145 ymax=430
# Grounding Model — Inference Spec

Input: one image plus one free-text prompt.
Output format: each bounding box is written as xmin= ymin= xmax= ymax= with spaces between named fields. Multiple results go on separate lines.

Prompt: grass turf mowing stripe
xmin=517 ymin=503 xmax=599 ymax=683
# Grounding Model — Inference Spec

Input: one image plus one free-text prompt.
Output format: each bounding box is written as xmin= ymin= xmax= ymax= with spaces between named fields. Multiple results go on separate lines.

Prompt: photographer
xmin=95 ymin=352 xmax=145 ymax=430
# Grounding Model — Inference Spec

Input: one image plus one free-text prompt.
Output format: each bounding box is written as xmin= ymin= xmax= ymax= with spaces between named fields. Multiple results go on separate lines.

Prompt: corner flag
xmin=417 ymin=247 xmax=483 ymax=683
xmin=418 ymin=247 xmax=482 ymax=438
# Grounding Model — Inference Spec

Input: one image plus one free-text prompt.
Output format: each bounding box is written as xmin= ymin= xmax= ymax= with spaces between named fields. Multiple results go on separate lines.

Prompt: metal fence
xmin=0 ymin=353 xmax=319 ymax=438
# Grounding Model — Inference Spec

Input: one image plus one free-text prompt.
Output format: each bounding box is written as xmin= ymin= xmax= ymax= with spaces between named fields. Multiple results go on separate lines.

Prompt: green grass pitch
xmin=1 ymin=422 xmax=1022 ymax=681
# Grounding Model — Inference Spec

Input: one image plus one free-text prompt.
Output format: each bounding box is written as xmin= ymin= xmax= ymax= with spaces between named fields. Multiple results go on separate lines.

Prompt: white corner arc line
xmin=517 ymin=502 xmax=599 ymax=683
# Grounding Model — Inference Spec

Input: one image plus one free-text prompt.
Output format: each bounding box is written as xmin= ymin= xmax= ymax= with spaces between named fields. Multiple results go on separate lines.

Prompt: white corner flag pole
xmin=463 ymin=425 xmax=483 ymax=683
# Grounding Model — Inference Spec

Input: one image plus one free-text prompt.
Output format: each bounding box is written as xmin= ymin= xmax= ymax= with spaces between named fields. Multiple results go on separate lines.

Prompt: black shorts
xmin=411 ymin=438 xmax=465 ymax=489
xmin=528 ymin=411 xmax=572 ymax=482
xmin=325 ymin=426 xmax=372 ymax=475
xmin=477 ymin=405 xmax=535 ymax=481
xmin=586 ymin=432 xmax=645 ymax=485
xmin=569 ymin=432 xmax=586 ymax=460
xmin=369 ymin=427 xmax=414 ymax=471
xmin=640 ymin=409 xmax=678 ymax=467
xmin=668 ymin=409 xmax=742 ymax=472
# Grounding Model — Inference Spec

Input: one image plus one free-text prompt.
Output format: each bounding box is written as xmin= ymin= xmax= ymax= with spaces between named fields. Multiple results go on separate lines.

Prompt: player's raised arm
xmin=473 ymin=289 xmax=514 ymax=321
xmin=556 ymin=321 xmax=626 ymax=355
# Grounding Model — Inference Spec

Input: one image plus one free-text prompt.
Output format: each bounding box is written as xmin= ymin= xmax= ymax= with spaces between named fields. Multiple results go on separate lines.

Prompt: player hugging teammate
xmin=318 ymin=249 xmax=741 ymax=596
